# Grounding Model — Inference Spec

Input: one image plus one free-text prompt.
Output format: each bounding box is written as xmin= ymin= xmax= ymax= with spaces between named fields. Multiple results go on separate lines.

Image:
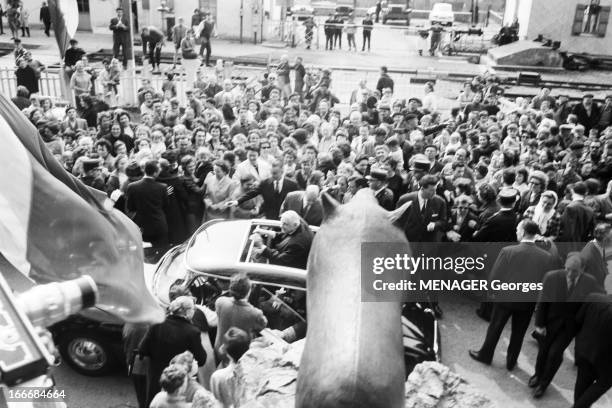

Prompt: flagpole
xmin=48 ymin=0 xmax=73 ymax=104
xmin=122 ymin=0 xmax=137 ymax=106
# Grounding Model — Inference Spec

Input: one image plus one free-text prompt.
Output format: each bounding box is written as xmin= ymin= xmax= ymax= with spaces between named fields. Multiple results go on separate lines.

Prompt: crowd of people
xmin=8 ymin=23 xmax=612 ymax=404
xmin=124 ymin=273 xmax=268 ymax=408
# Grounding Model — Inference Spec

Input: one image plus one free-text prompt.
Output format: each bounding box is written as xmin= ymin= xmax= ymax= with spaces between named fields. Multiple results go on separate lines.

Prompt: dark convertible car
xmin=50 ymin=219 xmax=440 ymax=376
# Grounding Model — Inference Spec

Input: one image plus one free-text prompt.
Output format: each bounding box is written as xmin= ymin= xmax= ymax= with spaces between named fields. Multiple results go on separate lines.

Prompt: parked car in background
xmin=334 ymin=4 xmax=355 ymax=21
xmin=382 ymin=4 xmax=412 ymax=25
xmin=429 ymin=2 xmax=454 ymax=26
xmin=290 ymin=0 xmax=315 ymax=20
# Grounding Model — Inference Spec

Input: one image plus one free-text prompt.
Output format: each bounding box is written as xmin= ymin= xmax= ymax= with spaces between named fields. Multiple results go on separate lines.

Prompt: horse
xmin=296 ymin=188 xmax=411 ymax=408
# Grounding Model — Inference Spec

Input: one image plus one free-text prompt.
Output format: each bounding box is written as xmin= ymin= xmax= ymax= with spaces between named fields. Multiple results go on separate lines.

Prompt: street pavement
xmin=52 ymin=296 xmax=612 ymax=407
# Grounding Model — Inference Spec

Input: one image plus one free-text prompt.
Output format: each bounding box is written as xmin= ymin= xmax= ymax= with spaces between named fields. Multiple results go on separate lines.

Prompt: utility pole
xmin=122 ymin=0 xmax=137 ymax=105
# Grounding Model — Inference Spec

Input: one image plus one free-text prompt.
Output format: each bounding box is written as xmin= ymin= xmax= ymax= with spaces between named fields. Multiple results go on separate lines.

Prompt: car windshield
xmin=152 ymin=247 xmax=187 ymax=305
xmin=186 ymin=220 xmax=251 ymax=269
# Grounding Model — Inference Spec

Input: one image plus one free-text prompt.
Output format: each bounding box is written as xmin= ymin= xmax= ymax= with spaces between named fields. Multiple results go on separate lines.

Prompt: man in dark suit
xmin=40 ymin=1 xmax=51 ymax=36
xmin=280 ymin=185 xmax=323 ymax=226
xmin=109 ymin=7 xmax=131 ymax=69
xmin=473 ymin=188 xmax=520 ymax=321
xmin=445 ymin=195 xmax=478 ymax=242
xmin=517 ymin=171 xmax=547 ymax=214
xmin=473 ymin=189 xmax=519 ymax=243
xmin=395 ymin=174 xmax=447 ymax=243
xmin=367 ymin=167 xmax=395 ymax=211
xmin=252 ymin=211 xmax=313 ymax=269
xmin=530 ymin=253 xmax=604 ymax=398
xmin=230 ymin=160 xmax=298 ymax=220
xmin=572 ymin=93 xmax=601 ymax=133
xmin=126 ymin=160 xmax=169 ymax=249
xmin=558 ymin=182 xmax=595 ymax=256
xmin=425 ymin=144 xmax=444 ymax=175
xmin=581 ymin=223 xmax=610 ymax=287
xmin=573 ymin=293 xmax=612 ymax=408
xmin=395 ymin=174 xmax=447 ymax=317
xmin=469 ymin=220 xmax=553 ymax=371
xmin=138 ymin=296 xmax=207 ymax=406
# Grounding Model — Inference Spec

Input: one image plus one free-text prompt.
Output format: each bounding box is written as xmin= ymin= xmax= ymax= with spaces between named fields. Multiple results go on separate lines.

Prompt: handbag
xmin=128 ymin=349 xmax=150 ymax=376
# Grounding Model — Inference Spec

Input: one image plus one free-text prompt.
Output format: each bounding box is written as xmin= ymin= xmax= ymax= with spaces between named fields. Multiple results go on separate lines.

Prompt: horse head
xmin=296 ymin=188 xmax=410 ymax=408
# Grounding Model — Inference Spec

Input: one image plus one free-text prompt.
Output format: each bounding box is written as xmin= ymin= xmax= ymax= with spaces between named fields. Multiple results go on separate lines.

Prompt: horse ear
xmin=320 ymin=190 xmax=340 ymax=221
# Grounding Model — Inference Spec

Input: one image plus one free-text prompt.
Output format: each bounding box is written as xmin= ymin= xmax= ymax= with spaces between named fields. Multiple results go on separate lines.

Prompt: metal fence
xmin=0 ymin=67 xmax=67 ymax=105
xmin=0 ymin=64 xmax=466 ymax=115
xmin=0 ymin=64 xmax=266 ymax=108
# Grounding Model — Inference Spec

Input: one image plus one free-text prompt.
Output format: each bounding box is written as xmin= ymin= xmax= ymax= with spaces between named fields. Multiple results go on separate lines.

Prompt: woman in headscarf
xmin=522 ymin=190 xmax=561 ymax=240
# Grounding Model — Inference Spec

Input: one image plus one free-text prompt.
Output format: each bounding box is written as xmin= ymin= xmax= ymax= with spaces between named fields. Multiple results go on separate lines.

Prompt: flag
xmin=48 ymin=0 xmax=79 ymax=58
xmin=0 ymin=94 xmax=164 ymax=324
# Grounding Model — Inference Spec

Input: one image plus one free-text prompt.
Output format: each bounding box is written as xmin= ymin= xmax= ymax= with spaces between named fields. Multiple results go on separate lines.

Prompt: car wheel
xmin=58 ymin=332 xmax=117 ymax=376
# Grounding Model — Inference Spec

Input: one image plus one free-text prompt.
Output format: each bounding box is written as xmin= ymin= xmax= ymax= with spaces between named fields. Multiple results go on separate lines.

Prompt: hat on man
xmin=366 ymin=167 xmax=389 ymax=182
xmin=410 ymin=154 xmax=430 ymax=172
xmin=570 ymin=141 xmax=585 ymax=150
xmin=498 ymin=188 xmax=518 ymax=206
xmin=82 ymin=158 xmax=102 ymax=173
xmin=408 ymin=97 xmax=422 ymax=105
xmin=404 ymin=113 xmax=418 ymax=122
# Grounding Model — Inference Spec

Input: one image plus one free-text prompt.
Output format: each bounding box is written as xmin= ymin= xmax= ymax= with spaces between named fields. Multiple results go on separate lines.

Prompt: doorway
xmin=76 ymin=0 xmax=92 ymax=31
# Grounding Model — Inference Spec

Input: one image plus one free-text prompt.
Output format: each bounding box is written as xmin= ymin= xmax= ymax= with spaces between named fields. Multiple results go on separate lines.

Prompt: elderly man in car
xmin=250 ymin=211 xmax=313 ymax=269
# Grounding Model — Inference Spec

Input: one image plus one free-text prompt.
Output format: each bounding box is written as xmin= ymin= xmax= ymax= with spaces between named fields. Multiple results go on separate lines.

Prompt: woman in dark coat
xmin=138 ymin=296 xmax=207 ymax=407
xmin=180 ymin=155 xmax=205 ymax=235
xmin=157 ymin=152 xmax=189 ymax=245
xmin=16 ymin=57 xmax=38 ymax=94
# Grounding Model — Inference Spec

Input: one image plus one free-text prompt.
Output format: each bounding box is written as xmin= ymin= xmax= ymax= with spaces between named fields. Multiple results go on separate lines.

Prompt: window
xmin=572 ymin=1 xmax=611 ymax=36
xmin=76 ymin=0 xmax=89 ymax=13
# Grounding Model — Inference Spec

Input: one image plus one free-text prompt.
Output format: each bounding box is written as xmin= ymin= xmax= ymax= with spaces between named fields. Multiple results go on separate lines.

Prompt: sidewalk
xmin=0 ymin=28 xmax=485 ymax=76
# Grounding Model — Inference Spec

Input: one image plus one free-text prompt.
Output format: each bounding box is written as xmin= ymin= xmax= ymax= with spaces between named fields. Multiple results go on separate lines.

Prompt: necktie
xmin=303 ymin=202 xmax=311 ymax=216
xmin=568 ymin=277 xmax=576 ymax=295
xmin=274 ymin=180 xmax=280 ymax=194
xmin=253 ymin=164 xmax=259 ymax=175
xmin=421 ymin=199 xmax=428 ymax=213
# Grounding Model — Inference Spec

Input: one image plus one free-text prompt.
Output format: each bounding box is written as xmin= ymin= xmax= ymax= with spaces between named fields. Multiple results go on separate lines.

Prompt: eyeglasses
xmin=529 ymin=181 xmax=541 ymax=186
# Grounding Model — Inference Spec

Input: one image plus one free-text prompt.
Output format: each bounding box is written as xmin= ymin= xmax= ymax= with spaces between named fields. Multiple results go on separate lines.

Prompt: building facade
xmin=503 ymin=0 xmax=612 ymax=54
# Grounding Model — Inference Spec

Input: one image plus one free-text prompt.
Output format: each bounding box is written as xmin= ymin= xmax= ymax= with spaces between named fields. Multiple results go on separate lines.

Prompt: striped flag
xmin=48 ymin=0 xmax=79 ymax=58
xmin=0 ymin=94 xmax=163 ymax=324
